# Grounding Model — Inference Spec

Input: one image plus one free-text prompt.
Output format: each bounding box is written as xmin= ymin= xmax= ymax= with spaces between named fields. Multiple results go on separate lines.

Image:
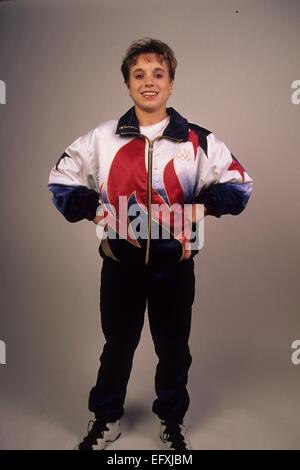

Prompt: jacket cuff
xmin=48 ymin=183 xmax=100 ymax=222
xmin=195 ymin=182 xmax=251 ymax=218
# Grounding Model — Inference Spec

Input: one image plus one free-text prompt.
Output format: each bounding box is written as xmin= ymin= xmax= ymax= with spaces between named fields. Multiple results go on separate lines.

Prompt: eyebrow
xmin=132 ymin=67 xmax=166 ymax=73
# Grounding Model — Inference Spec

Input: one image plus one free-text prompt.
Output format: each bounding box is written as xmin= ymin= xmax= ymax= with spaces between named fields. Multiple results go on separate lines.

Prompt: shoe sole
xmin=76 ymin=431 xmax=121 ymax=450
xmin=158 ymin=434 xmax=192 ymax=451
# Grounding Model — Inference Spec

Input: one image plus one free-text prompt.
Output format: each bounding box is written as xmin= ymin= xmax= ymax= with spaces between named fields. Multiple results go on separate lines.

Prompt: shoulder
xmin=188 ymin=121 xmax=212 ymax=138
xmin=75 ymin=118 xmax=118 ymax=138
xmin=65 ymin=119 xmax=118 ymax=155
xmin=188 ymin=121 xmax=213 ymax=156
xmin=71 ymin=119 xmax=118 ymax=148
xmin=94 ymin=119 xmax=118 ymax=133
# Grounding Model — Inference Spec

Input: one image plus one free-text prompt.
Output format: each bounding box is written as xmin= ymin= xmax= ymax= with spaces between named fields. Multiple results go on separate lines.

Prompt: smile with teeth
xmin=142 ymin=92 xmax=158 ymax=98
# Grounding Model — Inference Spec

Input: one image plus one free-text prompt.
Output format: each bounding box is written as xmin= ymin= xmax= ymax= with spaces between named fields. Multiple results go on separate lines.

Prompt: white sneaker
xmin=78 ymin=419 xmax=121 ymax=450
xmin=160 ymin=420 xmax=192 ymax=450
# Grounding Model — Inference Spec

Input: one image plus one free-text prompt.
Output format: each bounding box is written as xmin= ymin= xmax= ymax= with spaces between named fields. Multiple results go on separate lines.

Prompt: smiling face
xmin=126 ymin=53 xmax=173 ymax=118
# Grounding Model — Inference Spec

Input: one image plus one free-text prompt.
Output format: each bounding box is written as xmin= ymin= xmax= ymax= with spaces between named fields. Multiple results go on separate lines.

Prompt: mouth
xmin=141 ymin=91 xmax=158 ymax=99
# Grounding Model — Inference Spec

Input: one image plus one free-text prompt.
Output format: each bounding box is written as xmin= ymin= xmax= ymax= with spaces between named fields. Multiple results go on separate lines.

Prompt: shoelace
xmin=162 ymin=421 xmax=187 ymax=450
xmin=83 ymin=419 xmax=108 ymax=443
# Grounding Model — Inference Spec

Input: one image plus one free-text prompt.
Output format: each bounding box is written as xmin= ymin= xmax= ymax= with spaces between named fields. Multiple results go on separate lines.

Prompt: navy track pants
xmin=88 ymin=255 xmax=195 ymax=423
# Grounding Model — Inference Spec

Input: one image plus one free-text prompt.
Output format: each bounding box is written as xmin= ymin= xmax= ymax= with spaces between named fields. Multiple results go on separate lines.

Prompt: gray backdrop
xmin=0 ymin=0 xmax=299 ymax=449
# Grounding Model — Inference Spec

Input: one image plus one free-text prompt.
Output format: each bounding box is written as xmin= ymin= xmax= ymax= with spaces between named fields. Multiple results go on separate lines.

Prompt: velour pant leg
xmin=88 ymin=257 xmax=147 ymax=422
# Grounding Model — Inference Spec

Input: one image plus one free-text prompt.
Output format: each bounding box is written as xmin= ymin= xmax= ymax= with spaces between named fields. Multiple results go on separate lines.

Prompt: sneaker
xmin=160 ymin=420 xmax=192 ymax=451
xmin=78 ymin=419 xmax=121 ymax=450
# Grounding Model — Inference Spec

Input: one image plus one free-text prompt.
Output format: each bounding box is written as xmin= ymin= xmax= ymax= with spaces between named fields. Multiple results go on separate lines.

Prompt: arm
xmin=194 ymin=133 xmax=253 ymax=218
xmin=48 ymin=130 xmax=100 ymax=223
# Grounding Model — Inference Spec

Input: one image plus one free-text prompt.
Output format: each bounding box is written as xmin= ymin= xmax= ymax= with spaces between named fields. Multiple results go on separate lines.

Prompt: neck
xmin=135 ymin=106 xmax=168 ymax=126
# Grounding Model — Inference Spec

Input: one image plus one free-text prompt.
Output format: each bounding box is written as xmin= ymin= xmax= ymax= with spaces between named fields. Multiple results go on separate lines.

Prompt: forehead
xmin=130 ymin=53 xmax=168 ymax=72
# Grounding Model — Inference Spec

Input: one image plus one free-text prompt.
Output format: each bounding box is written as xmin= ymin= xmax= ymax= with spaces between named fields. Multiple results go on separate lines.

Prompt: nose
xmin=144 ymin=75 xmax=154 ymax=86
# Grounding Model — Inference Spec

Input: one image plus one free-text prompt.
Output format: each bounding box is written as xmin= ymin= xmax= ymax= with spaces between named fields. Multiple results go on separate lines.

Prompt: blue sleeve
xmin=48 ymin=183 xmax=99 ymax=223
xmin=195 ymin=181 xmax=253 ymax=218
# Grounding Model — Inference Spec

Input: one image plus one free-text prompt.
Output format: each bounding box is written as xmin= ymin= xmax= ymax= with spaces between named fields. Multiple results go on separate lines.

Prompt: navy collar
xmin=115 ymin=105 xmax=189 ymax=142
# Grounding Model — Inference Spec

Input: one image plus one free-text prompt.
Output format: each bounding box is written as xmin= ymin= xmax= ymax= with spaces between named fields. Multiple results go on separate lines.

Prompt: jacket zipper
xmin=119 ymin=132 xmax=183 ymax=265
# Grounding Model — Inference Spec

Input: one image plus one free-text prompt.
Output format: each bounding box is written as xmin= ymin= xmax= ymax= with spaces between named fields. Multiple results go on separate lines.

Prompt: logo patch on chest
xmin=175 ymin=145 xmax=193 ymax=161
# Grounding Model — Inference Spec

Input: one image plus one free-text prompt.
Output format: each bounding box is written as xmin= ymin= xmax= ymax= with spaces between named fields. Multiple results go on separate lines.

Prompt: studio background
xmin=0 ymin=0 xmax=299 ymax=449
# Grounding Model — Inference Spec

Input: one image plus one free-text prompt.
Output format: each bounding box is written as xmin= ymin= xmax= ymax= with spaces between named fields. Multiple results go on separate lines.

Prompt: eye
xmin=135 ymin=74 xmax=143 ymax=79
xmin=156 ymin=73 xmax=163 ymax=78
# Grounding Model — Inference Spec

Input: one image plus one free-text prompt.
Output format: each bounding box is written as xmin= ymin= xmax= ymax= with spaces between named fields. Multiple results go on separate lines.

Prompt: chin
xmin=138 ymin=103 xmax=158 ymax=112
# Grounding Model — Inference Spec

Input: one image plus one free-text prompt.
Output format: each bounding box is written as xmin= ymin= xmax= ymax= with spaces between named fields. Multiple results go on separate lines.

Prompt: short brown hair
xmin=121 ymin=37 xmax=177 ymax=86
